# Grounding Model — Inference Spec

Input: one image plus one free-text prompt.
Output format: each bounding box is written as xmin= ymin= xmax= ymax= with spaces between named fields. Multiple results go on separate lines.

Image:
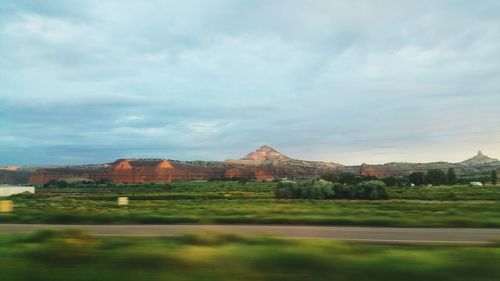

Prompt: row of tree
xmin=321 ymin=169 xmax=498 ymax=187
xmin=408 ymin=169 xmax=498 ymax=186
xmin=275 ymin=179 xmax=389 ymax=200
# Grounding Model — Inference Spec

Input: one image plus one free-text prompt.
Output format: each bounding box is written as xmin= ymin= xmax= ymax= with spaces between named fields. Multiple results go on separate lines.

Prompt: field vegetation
xmin=1 ymin=181 xmax=500 ymax=227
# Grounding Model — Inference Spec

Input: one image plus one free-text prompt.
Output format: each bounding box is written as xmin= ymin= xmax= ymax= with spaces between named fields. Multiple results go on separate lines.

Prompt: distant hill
xmin=461 ymin=151 xmax=498 ymax=165
xmin=9 ymin=147 xmax=500 ymax=185
xmin=359 ymin=151 xmax=500 ymax=177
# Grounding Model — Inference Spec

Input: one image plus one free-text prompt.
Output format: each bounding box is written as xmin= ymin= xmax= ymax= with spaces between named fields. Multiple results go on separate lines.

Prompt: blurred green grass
xmin=1 ymin=230 xmax=500 ymax=281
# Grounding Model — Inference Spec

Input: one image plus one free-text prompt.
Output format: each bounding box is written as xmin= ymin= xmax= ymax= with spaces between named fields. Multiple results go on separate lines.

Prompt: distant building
xmin=0 ymin=185 xmax=35 ymax=197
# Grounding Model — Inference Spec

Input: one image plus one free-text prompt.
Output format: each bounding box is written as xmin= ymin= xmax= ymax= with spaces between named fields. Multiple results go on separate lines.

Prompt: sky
xmin=1 ymin=0 xmax=500 ymax=166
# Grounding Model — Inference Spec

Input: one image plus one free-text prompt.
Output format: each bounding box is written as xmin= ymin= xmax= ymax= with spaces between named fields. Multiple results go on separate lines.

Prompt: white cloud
xmin=116 ymin=115 xmax=145 ymax=123
xmin=187 ymin=121 xmax=221 ymax=134
xmin=2 ymin=14 xmax=87 ymax=43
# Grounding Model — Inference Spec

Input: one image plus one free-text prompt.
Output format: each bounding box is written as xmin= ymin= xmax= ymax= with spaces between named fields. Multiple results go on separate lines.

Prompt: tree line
xmin=275 ymin=179 xmax=389 ymax=200
xmin=321 ymin=169 xmax=498 ymax=187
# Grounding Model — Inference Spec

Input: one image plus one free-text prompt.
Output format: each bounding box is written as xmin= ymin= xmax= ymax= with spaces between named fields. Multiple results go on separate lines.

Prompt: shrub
xmin=457 ymin=175 xmax=491 ymax=185
xmin=447 ymin=168 xmax=458 ymax=185
xmin=382 ymin=176 xmax=397 ymax=187
xmin=338 ymin=173 xmax=356 ymax=185
xmin=275 ymin=180 xmax=336 ymax=199
xmin=43 ymin=179 xmax=69 ymax=188
xmin=353 ymin=180 xmax=388 ymax=200
xmin=426 ymin=169 xmax=448 ymax=186
xmin=275 ymin=181 xmax=299 ymax=199
xmin=409 ymin=172 xmax=425 ymax=186
xmin=275 ymin=180 xmax=388 ymax=200
xmin=320 ymin=173 xmax=338 ymax=183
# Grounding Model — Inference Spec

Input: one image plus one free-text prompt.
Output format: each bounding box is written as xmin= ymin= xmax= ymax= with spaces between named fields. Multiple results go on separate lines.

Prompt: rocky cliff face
xmin=0 ymin=170 xmax=31 ymax=185
xmin=359 ymin=164 xmax=396 ymax=178
xmin=28 ymin=159 xmax=211 ymax=185
xmin=254 ymin=168 xmax=276 ymax=181
xmin=28 ymin=167 xmax=109 ymax=185
xmin=461 ymin=151 xmax=499 ymax=165
xmin=224 ymin=168 xmax=246 ymax=179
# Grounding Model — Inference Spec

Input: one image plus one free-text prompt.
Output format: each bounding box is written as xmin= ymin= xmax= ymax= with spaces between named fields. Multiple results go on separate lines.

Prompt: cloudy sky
xmin=1 ymin=0 xmax=499 ymax=166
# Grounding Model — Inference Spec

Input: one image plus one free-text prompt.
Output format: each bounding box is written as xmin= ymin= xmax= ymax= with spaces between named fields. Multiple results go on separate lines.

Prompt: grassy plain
xmin=1 ymin=181 xmax=500 ymax=227
xmin=0 ymin=230 xmax=499 ymax=281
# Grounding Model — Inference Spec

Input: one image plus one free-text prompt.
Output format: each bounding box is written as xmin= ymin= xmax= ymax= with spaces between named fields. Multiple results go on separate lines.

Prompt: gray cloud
xmin=1 ymin=0 xmax=500 ymax=165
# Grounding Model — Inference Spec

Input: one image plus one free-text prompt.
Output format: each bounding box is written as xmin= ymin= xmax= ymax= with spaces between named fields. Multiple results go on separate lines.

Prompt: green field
xmin=1 ymin=229 xmax=499 ymax=281
xmin=1 ymin=181 xmax=500 ymax=227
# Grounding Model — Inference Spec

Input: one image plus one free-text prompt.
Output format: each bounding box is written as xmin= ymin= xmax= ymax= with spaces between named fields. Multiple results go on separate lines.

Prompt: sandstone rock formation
xmin=461 ymin=151 xmax=499 ymax=165
xmin=0 ymin=170 xmax=32 ymax=185
xmin=224 ymin=167 xmax=243 ymax=179
xmin=27 ymin=145 xmax=345 ymax=185
xmin=28 ymin=167 xmax=108 ymax=185
xmin=28 ymin=159 xmax=211 ymax=185
xmin=240 ymin=145 xmax=291 ymax=162
xmin=254 ymin=168 xmax=276 ymax=181
xmin=359 ymin=163 xmax=395 ymax=178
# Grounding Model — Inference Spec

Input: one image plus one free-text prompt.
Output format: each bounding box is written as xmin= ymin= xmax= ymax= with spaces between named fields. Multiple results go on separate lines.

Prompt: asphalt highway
xmin=1 ymin=224 xmax=500 ymax=244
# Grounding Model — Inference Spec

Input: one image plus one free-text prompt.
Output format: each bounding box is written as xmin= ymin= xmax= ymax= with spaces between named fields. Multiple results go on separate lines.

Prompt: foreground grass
xmin=0 ymin=230 xmax=499 ymax=281
xmin=1 ymin=182 xmax=500 ymax=227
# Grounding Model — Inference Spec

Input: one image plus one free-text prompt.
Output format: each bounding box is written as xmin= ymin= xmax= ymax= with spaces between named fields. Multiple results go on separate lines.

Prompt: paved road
xmin=1 ymin=224 xmax=500 ymax=244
